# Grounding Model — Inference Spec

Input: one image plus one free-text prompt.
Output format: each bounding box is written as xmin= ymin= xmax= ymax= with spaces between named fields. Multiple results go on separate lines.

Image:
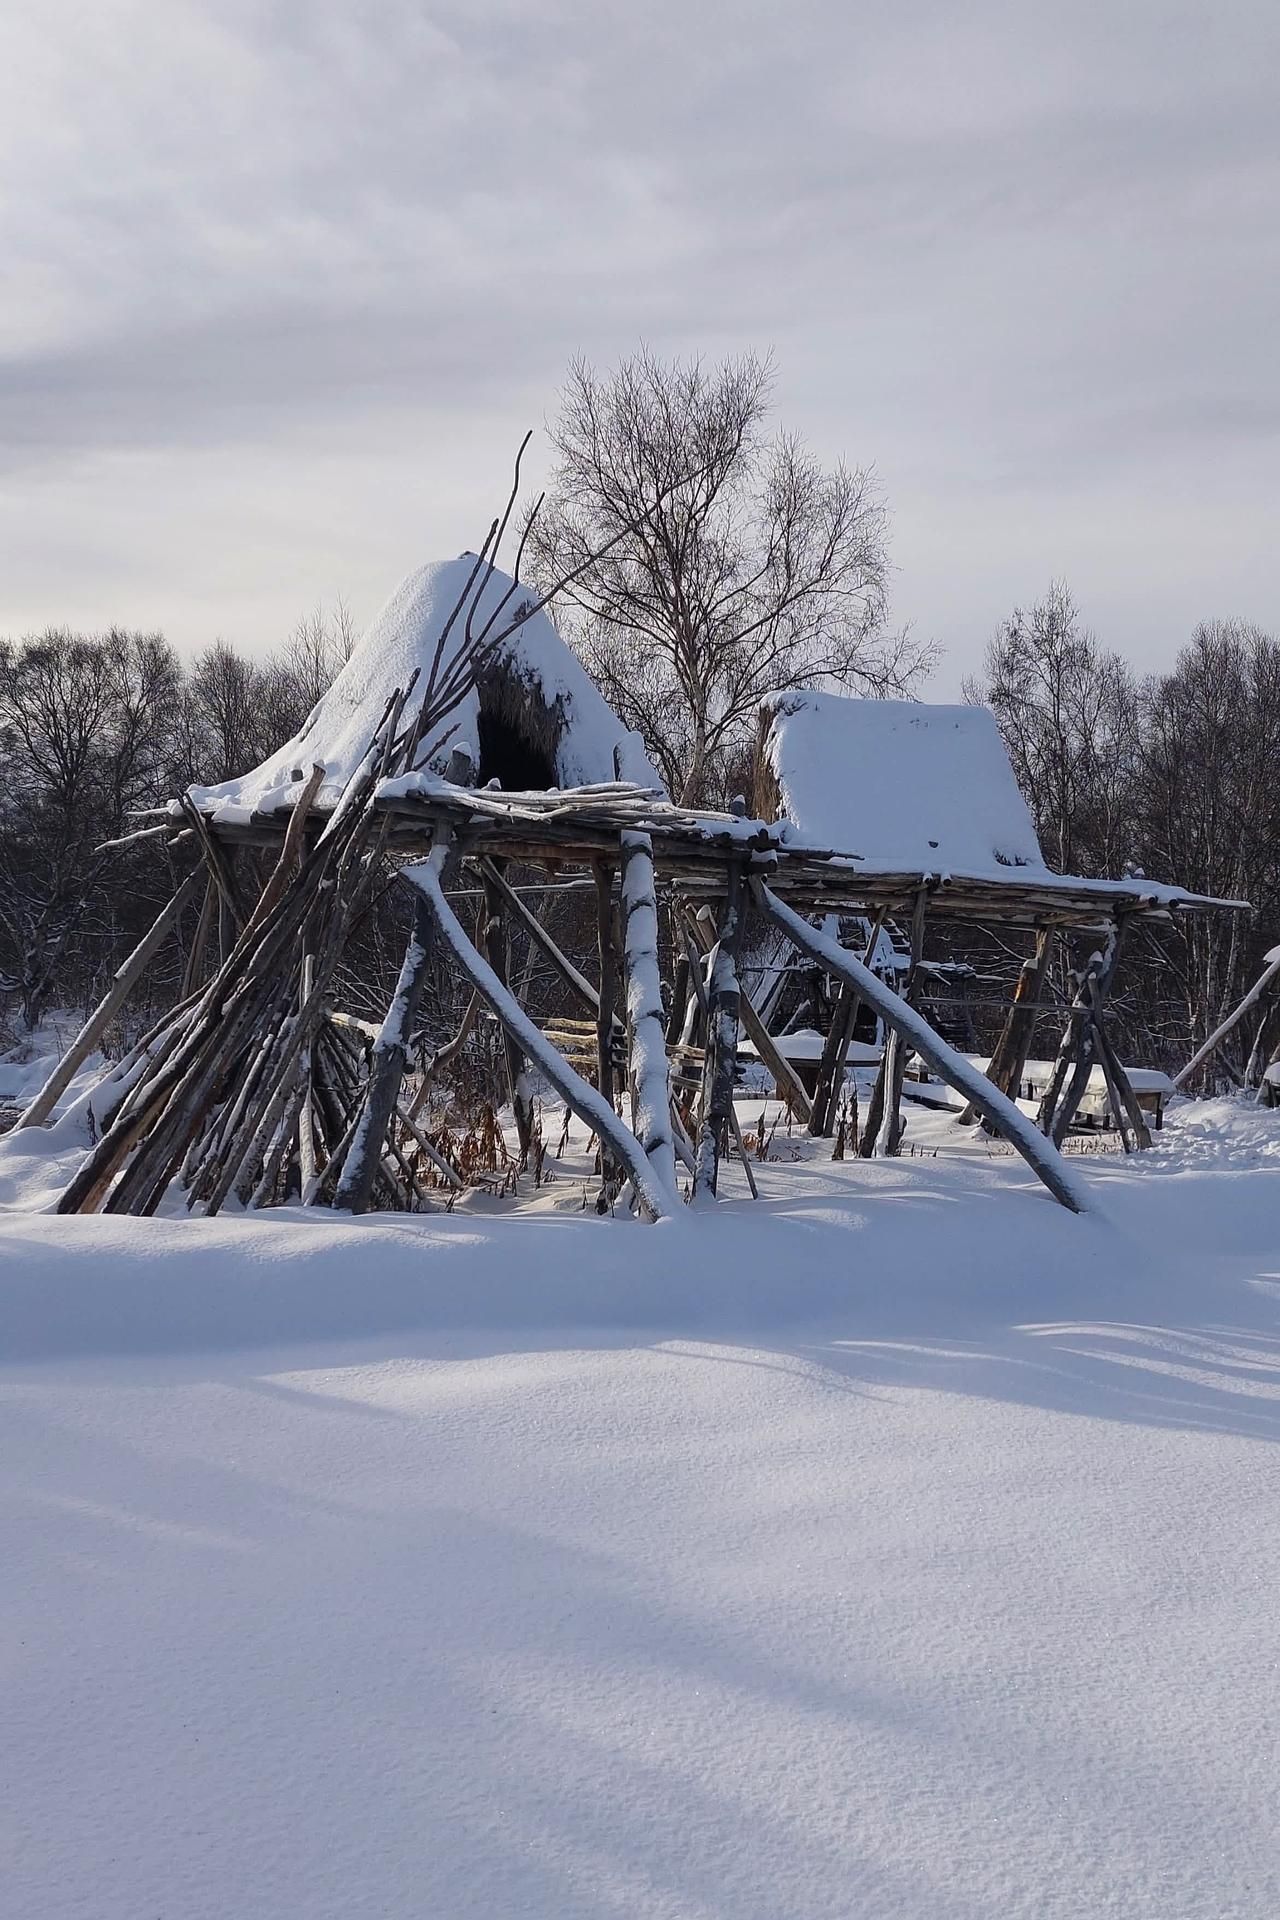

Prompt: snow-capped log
xmin=619 ymin=831 xmax=677 ymax=1202
xmin=403 ymin=856 xmax=677 ymax=1223
xmin=752 ymin=880 xmax=1090 ymax=1214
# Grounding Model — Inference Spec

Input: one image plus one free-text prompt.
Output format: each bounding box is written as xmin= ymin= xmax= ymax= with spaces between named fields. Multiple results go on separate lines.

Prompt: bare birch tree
xmin=527 ymin=348 xmax=928 ymax=805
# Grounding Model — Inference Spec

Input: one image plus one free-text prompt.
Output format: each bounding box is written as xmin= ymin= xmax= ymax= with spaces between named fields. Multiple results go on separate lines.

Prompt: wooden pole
xmin=16 ymin=864 xmax=206 ymax=1130
xmin=961 ymin=925 xmax=1055 ymax=1125
xmin=619 ymin=831 xmax=678 ymax=1199
xmin=752 ymin=881 xmax=1089 ymax=1213
xmin=482 ymin=867 xmax=535 ymax=1164
xmin=809 ymin=907 xmax=889 ymax=1136
xmin=688 ymin=904 xmax=813 ymax=1123
xmin=1173 ymin=946 xmax=1280 ymax=1090
xmin=402 ymin=856 xmax=676 ymax=1222
xmin=593 ymin=861 xmax=620 ymax=1114
xmin=1040 ymin=926 xmax=1123 ymax=1145
xmin=334 ymin=895 xmax=440 ymax=1214
xmin=692 ymin=866 xmax=745 ymax=1204
xmin=879 ymin=887 xmax=928 ymax=1157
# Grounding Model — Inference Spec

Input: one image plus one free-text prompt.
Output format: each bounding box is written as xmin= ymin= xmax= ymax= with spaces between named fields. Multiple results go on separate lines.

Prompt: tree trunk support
xmin=879 ymin=887 xmax=929 ymax=1156
xmin=482 ymin=866 xmax=535 ymax=1164
xmin=688 ymin=903 xmax=813 ymax=1123
xmin=810 ymin=906 xmax=889 ymax=1137
xmin=692 ymin=866 xmax=745 ymax=1204
xmin=619 ymin=832 xmax=678 ymax=1198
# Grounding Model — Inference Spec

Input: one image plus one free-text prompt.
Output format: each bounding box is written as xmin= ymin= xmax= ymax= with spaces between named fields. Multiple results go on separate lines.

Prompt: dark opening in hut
xmin=473 ymin=657 xmax=568 ymax=792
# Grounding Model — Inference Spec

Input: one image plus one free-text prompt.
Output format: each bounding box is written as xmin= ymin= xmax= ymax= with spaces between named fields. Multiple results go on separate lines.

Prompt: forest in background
xmin=3 ymin=584 xmax=1278 ymax=1086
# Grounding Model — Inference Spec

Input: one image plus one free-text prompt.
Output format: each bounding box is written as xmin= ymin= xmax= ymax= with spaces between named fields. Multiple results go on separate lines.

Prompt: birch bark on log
xmin=692 ymin=866 xmax=745 ymax=1204
xmin=334 ymin=892 xmax=441 ymax=1214
xmin=620 ymin=832 xmax=678 ymax=1199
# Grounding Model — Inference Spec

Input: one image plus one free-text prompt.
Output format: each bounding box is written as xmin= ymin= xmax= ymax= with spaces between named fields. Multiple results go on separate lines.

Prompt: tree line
xmin=0 ymin=608 xmax=354 ymax=1037
xmin=965 ymin=585 xmax=1280 ymax=1077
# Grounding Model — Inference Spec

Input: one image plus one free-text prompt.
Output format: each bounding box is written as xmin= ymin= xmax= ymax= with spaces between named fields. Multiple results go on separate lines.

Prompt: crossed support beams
xmin=751 ymin=882 xmax=1090 ymax=1213
xmin=33 ymin=808 xmax=1100 ymax=1219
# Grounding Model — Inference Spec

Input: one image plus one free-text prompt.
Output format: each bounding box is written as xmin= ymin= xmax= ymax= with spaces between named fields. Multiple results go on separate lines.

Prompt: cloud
xmin=1 ymin=0 xmax=1276 ymax=675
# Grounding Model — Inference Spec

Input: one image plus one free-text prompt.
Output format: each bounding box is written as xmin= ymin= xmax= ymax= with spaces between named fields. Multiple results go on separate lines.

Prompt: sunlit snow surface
xmin=3 ymin=1096 xmax=1280 ymax=1918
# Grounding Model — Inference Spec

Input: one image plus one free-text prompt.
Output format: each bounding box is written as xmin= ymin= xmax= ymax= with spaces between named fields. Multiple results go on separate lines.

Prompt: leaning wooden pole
xmin=752 ymin=881 xmax=1089 ymax=1214
xmin=403 ymin=856 xmax=676 ymax=1222
xmin=16 ymin=864 xmax=206 ymax=1130
xmin=1173 ymin=946 xmax=1280 ymax=1090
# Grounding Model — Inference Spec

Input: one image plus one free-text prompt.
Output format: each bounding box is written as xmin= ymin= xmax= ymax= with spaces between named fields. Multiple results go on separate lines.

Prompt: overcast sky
xmin=2 ymin=0 xmax=1276 ymax=693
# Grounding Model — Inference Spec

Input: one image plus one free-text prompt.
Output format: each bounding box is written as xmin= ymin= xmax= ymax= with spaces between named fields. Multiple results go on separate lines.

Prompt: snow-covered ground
xmin=4 ymin=1097 xmax=1280 ymax=1918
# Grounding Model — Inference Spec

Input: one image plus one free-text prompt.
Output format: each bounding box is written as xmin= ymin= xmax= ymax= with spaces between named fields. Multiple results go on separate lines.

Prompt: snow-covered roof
xmin=761 ymin=692 xmax=1045 ymax=879
xmin=189 ymin=555 xmax=661 ymax=823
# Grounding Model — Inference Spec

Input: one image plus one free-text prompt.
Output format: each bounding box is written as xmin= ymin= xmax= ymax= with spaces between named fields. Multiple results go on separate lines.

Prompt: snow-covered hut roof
xmin=190 ymin=555 xmax=660 ymax=823
xmin=757 ymin=692 xmax=1046 ymax=878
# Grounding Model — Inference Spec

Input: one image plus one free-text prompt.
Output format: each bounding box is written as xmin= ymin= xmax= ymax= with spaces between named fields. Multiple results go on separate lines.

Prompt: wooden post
xmin=962 ymin=925 xmax=1055 ymax=1125
xmin=620 ymin=832 xmax=678 ymax=1198
xmin=879 ymin=888 xmax=928 ymax=1156
xmin=1040 ymin=925 xmax=1123 ymax=1145
xmin=752 ymin=880 xmax=1089 ymax=1213
xmin=688 ymin=904 xmax=814 ymax=1123
xmin=810 ymin=907 xmax=888 ymax=1136
xmin=179 ymin=877 xmax=217 ymax=1001
xmin=692 ymin=866 xmax=745 ymax=1204
xmin=402 ymin=857 xmax=675 ymax=1222
xmin=334 ymin=896 xmax=439 ymax=1213
xmin=593 ymin=861 xmax=620 ymax=1109
xmin=16 ymin=864 xmax=206 ymax=1130
xmin=482 ymin=866 xmax=535 ymax=1165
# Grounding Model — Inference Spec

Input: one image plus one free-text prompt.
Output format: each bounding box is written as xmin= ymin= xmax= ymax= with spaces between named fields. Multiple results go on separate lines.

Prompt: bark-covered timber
xmin=961 ymin=925 xmax=1055 ymax=1127
xmin=482 ymin=869 xmax=535 ymax=1165
xmin=753 ymin=881 xmax=1089 ymax=1213
xmin=620 ymin=831 xmax=678 ymax=1201
xmin=808 ymin=906 xmax=889 ymax=1137
xmin=593 ymin=861 xmax=620 ymax=1112
xmin=1041 ymin=927 xmax=1122 ymax=1146
xmin=16 ymin=863 xmax=207 ymax=1130
xmin=692 ymin=866 xmax=745 ymax=1204
xmin=688 ymin=904 xmax=813 ymax=1123
xmin=402 ymin=855 xmax=676 ymax=1222
xmin=1173 ymin=947 xmax=1280 ymax=1090
xmin=878 ymin=887 xmax=929 ymax=1156
xmin=334 ymin=890 xmax=441 ymax=1214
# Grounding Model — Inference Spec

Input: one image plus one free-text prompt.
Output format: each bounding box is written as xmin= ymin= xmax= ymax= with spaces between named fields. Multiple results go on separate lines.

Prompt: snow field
xmin=3 ymin=1099 xmax=1280 ymax=1917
